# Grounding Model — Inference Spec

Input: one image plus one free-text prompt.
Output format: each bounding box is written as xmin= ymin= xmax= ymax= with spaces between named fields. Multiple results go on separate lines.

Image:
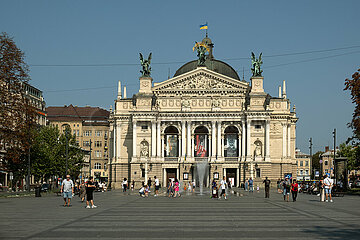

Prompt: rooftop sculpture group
xmin=251 ymin=52 xmax=263 ymax=77
xmin=139 ymin=52 xmax=152 ymax=77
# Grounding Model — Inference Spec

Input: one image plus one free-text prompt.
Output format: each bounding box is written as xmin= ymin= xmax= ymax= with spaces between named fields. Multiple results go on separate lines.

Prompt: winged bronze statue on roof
xmin=251 ymin=52 xmax=263 ymax=77
xmin=139 ymin=52 xmax=152 ymax=77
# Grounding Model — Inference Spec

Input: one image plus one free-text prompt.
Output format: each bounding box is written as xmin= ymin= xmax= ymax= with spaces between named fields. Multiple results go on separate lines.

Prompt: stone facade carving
xmin=254 ymin=140 xmax=262 ymax=157
xmin=140 ymin=140 xmax=149 ymax=157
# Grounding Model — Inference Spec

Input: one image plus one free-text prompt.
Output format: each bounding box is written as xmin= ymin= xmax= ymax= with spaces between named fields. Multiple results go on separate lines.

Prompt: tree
xmin=31 ymin=125 xmax=85 ymax=182
xmin=311 ymin=151 xmax=324 ymax=178
xmin=344 ymin=68 xmax=360 ymax=169
xmin=0 ymin=32 xmax=37 ymax=186
xmin=338 ymin=143 xmax=360 ymax=171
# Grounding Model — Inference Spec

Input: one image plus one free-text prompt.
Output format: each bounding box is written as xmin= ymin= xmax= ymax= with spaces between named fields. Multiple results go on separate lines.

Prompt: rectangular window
xmin=300 ymin=161 xmax=303 ymax=167
xmin=83 ymin=141 xmax=90 ymax=147
xmin=305 ymin=169 xmax=309 ymax=176
xmin=76 ymin=130 xmax=80 ymax=136
xmin=305 ymin=160 xmax=309 ymax=167
xmin=104 ymin=131 xmax=108 ymax=138
xmin=84 ymin=130 xmax=92 ymax=136
xmin=94 ymin=162 xmax=101 ymax=169
xmin=255 ymin=125 xmax=261 ymax=129
xmin=95 ymin=141 xmax=102 ymax=147
xmin=95 ymin=131 xmax=102 ymax=137
xmin=300 ymin=169 xmax=303 ymax=175
xmin=141 ymin=125 xmax=148 ymax=130
xmin=256 ymin=168 xmax=261 ymax=178
xmin=73 ymin=130 xmax=76 ymax=135
xmin=95 ymin=150 xmax=101 ymax=158
xmin=141 ymin=168 xmax=145 ymax=178
xmin=325 ymin=160 xmax=328 ymax=166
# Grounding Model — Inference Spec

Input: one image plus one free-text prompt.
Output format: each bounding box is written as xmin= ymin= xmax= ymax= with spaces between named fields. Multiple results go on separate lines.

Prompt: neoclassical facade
xmin=109 ymin=38 xmax=298 ymax=189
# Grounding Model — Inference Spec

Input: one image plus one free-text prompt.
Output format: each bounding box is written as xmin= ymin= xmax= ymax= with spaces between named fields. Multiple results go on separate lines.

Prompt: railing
xmin=164 ymin=157 xmax=179 ymax=161
xmin=225 ymin=157 xmax=240 ymax=162
xmin=194 ymin=157 xmax=208 ymax=162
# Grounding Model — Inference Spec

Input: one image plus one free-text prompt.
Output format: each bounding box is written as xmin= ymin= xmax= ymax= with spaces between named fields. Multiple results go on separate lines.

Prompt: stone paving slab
xmin=0 ymin=189 xmax=359 ymax=239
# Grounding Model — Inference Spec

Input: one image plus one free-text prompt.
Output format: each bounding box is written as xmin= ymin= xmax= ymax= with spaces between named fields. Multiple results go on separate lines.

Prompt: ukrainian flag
xmin=200 ymin=23 xmax=208 ymax=30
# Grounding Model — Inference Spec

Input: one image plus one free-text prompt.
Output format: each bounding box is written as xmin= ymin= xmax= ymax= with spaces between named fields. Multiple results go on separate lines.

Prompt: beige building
xmin=46 ymin=105 xmax=110 ymax=181
xmin=295 ymin=149 xmax=311 ymax=181
xmin=109 ymin=37 xmax=298 ymax=189
xmin=320 ymin=146 xmax=338 ymax=178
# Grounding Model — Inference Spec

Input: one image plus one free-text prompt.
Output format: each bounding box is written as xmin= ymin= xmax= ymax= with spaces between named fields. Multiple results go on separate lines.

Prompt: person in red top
xmin=291 ymin=179 xmax=299 ymax=202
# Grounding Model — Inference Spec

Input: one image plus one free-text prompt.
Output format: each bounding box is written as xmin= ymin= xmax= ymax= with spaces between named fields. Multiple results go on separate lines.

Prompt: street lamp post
xmin=333 ymin=129 xmax=336 ymax=184
xmin=89 ymin=140 xmax=92 ymax=177
xmin=65 ymin=129 xmax=69 ymax=177
xmin=309 ymin=137 xmax=313 ymax=178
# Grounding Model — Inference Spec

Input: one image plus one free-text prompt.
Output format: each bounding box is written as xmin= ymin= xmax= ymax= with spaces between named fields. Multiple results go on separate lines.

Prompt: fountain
xmin=195 ymin=159 xmax=209 ymax=195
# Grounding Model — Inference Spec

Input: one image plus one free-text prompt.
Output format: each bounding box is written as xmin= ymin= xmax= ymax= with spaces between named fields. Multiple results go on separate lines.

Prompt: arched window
xmin=164 ymin=126 xmax=179 ymax=157
xmin=224 ymin=126 xmax=239 ymax=157
xmin=194 ymin=126 xmax=209 ymax=157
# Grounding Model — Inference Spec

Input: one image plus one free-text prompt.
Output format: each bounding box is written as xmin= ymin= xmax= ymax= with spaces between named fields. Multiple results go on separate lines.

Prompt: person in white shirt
xmin=61 ymin=175 xmax=74 ymax=207
xmin=154 ymin=176 xmax=160 ymax=196
xmin=220 ymin=176 xmax=227 ymax=200
xmin=122 ymin=178 xmax=128 ymax=192
xmin=324 ymin=175 xmax=333 ymax=202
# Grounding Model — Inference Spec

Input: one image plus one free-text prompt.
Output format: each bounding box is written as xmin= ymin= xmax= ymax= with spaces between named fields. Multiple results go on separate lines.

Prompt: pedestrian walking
xmin=154 ymin=176 xmax=160 ymax=196
xmin=188 ymin=181 xmax=192 ymax=192
xmin=79 ymin=181 xmax=86 ymax=202
xmin=220 ymin=176 xmax=227 ymax=200
xmin=283 ymin=177 xmax=291 ymax=202
xmin=324 ymin=174 xmax=333 ymax=202
xmin=263 ymin=177 xmax=271 ymax=198
xmin=248 ymin=178 xmax=254 ymax=192
xmin=61 ymin=175 xmax=74 ymax=207
xmin=173 ymin=179 xmax=180 ymax=197
xmin=167 ymin=179 xmax=173 ymax=197
xmin=147 ymin=177 xmax=152 ymax=191
xmin=277 ymin=178 xmax=281 ymax=193
xmin=192 ymin=180 xmax=196 ymax=193
xmin=122 ymin=178 xmax=128 ymax=192
xmin=245 ymin=178 xmax=248 ymax=191
xmin=86 ymin=177 xmax=97 ymax=208
xmin=291 ymin=179 xmax=299 ymax=202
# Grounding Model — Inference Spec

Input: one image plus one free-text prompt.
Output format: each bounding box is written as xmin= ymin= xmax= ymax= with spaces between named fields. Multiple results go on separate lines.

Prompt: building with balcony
xmin=109 ymin=37 xmax=298 ymax=189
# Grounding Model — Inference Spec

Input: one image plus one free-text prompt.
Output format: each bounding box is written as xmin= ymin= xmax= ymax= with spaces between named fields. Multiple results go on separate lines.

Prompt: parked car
xmin=353 ymin=180 xmax=360 ymax=188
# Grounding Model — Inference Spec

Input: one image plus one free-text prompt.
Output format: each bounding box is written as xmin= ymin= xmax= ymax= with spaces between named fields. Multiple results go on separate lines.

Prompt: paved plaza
xmin=1 ymin=189 xmax=360 ymax=239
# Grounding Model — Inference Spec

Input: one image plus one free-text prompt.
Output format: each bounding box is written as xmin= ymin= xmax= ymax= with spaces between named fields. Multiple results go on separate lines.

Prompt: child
xmin=257 ymin=185 xmax=260 ymax=193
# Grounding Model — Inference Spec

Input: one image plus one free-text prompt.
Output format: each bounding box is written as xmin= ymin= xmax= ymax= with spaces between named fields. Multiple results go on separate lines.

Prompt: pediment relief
xmin=153 ymin=68 xmax=248 ymax=94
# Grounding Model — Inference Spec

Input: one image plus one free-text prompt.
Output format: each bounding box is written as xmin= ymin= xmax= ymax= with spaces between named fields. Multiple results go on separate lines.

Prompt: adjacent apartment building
xmin=295 ymin=149 xmax=311 ymax=181
xmin=46 ymin=105 xmax=110 ymax=182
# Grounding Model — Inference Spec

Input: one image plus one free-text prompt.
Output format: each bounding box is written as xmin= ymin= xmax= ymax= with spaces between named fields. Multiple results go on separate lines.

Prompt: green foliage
xmin=30 ymin=125 xmax=84 ymax=180
xmin=311 ymin=151 xmax=324 ymax=177
xmin=338 ymin=143 xmax=360 ymax=170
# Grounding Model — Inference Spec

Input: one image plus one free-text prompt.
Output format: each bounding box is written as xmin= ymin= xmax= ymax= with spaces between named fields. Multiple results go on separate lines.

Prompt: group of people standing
xmin=279 ymin=177 xmax=299 ymax=202
xmin=61 ymin=175 xmax=97 ymax=208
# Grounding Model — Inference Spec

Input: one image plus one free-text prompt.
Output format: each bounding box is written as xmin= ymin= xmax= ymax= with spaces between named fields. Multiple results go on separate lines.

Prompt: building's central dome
xmin=174 ymin=36 xmax=240 ymax=80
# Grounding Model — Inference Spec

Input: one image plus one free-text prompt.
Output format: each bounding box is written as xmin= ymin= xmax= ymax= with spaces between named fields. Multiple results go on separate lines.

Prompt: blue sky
xmin=1 ymin=0 xmax=359 ymax=153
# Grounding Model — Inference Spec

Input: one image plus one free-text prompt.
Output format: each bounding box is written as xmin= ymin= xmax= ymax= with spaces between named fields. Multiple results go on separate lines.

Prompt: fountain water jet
xmin=195 ymin=159 xmax=209 ymax=195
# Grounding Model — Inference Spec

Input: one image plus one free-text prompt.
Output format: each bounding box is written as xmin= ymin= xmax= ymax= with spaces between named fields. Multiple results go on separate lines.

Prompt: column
xmin=208 ymin=136 xmax=212 ymax=157
xmin=191 ymin=136 xmax=194 ymax=157
xmin=151 ymin=121 xmax=156 ymax=157
xmin=145 ymin=162 xmax=148 ymax=183
xmin=181 ymin=121 xmax=186 ymax=157
xmin=265 ymin=120 xmax=270 ymax=157
xmin=156 ymin=121 xmax=161 ymax=157
xmin=287 ymin=124 xmax=291 ymax=157
xmin=223 ymin=168 xmax=226 ymax=178
xmin=113 ymin=125 xmax=116 ymax=160
xmin=161 ymin=134 xmax=164 ymax=157
xmin=241 ymin=121 xmax=246 ymax=158
xmin=250 ymin=162 xmax=254 ymax=178
xmin=116 ymin=123 xmax=121 ymax=161
xmin=282 ymin=123 xmax=287 ymax=157
xmin=211 ymin=121 xmax=216 ymax=157
xmin=246 ymin=120 xmax=251 ymax=157
xmin=177 ymin=168 xmax=180 ymax=180
xmin=187 ymin=121 xmax=191 ymax=157
xmin=132 ymin=121 xmax=137 ymax=157
xmin=163 ymin=168 xmax=167 ymax=187
xmin=237 ymin=168 xmax=240 ymax=187
xmin=217 ymin=121 xmax=221 ymax=158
